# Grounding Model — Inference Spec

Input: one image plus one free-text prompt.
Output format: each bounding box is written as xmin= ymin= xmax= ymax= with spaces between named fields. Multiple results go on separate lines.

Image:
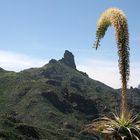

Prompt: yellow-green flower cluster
xmin=95 ymin=8 xmax=129 ymax=117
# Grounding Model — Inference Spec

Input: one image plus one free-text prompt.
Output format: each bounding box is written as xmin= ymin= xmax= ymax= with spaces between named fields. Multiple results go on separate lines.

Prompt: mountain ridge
xmin=0 ymin=50 xmax=139 ymax=140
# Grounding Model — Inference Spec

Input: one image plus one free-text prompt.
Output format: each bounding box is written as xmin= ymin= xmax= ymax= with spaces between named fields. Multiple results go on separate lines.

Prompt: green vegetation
xmin=0 ymin=51 xmax=140 ymax=139
xmin=0 ymin=55 xmax=118 ymax=140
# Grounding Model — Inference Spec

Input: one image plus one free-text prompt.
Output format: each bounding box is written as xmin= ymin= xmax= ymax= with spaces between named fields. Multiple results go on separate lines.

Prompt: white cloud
xmin=130 ymin=63 xmax=140 ymax=88
xmin=0 ymin=50 xmax=139 ymax=89
xmin=77 ymin=59 xmax=140 ymax=89
xmin=0 ymin=50 xmax=47 ymax=72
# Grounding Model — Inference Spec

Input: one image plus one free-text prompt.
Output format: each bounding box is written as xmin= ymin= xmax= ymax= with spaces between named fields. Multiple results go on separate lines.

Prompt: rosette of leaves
xmin=84 ymin=8 xmax=140 ymax=140
xmin=84 ymin=113 xmax=140 ymax=140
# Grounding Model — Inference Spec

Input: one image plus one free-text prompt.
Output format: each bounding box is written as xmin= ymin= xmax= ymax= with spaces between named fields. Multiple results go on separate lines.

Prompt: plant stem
xmin=121 ymin=82 xmax=128 ymax=118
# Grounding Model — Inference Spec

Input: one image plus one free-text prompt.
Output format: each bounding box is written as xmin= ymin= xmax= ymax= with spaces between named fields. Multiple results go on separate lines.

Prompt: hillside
xmin=0 ymin=50 xmax=139 ymax=140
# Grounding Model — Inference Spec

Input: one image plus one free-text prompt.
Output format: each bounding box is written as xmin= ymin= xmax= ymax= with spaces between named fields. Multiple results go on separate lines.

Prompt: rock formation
xmin=59 ymin=50 xmax=76 ymax=69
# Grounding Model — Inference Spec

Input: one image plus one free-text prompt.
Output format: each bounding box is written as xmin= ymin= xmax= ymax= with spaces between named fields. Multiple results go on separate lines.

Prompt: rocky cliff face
xmin=59 ymin=50 xmax=76 ymax=69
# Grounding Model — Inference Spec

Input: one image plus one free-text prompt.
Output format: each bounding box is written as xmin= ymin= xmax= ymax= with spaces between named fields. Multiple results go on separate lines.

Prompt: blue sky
xmin=0 ymin=0 xmax=140 ymax=88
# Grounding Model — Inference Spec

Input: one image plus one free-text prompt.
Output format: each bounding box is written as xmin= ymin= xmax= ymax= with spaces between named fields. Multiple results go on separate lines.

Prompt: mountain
xmin=0 ymin=50 xmax=140 ymax=140
xmin=138 ymin=84 xmax=140 ymax=89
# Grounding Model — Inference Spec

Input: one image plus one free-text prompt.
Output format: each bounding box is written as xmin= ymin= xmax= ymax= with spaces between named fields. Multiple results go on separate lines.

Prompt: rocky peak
xmin=59 ymin=50 xmax=76 ymax=69
xmin=0 ymin=68 xmax=5 ymax=72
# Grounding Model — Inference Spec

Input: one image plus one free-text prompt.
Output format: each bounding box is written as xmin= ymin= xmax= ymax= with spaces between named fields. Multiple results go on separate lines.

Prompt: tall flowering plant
xmin=84 ymin=8 xmax=140 ymax=140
